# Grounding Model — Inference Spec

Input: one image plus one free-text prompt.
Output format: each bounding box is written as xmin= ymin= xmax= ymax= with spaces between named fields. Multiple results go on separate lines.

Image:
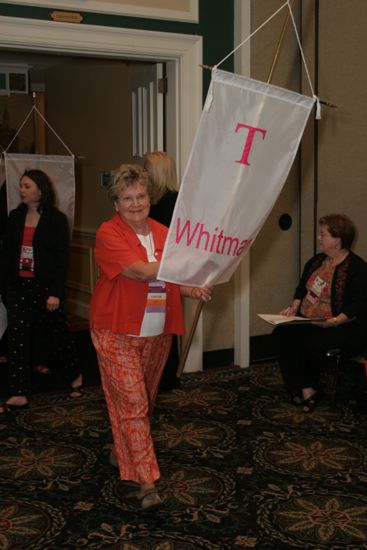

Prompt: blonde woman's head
xmin=143 ymin=151 xmax=178 ymax=204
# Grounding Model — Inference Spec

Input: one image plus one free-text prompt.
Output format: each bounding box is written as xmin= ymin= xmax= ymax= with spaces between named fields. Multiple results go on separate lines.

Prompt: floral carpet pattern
xmin=1 ymin=361 xmax=367 ymax=549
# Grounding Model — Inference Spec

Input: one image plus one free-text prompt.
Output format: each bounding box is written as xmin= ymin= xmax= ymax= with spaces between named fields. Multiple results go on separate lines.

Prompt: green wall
xmin=0 ymin=0 xmax=234 ymax=98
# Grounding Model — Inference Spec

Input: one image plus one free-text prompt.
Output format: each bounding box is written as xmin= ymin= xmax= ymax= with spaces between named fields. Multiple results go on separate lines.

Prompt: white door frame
xmin=0 ymin=15 xmax=205 ymax=373
xmin=0 ymin=16 xmax=202 ymax=174
xmin=234 ymin=0 xmax=251 ymax=369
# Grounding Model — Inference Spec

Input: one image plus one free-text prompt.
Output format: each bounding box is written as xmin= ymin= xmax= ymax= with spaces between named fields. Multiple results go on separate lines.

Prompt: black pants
xmin=159 ymin=334 xmax=180 ymax=391
xmin=273 ymin=321 xmax=366 ymax=397
xmin=0 ymin=329 xmax=7 ymax=357
xmin=6 ymin=278 xmax=80 ymax=397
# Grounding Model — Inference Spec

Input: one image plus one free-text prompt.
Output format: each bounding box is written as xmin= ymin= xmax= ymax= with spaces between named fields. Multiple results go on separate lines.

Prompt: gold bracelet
xmin=190 ymin=287 xmax=196 ymax=298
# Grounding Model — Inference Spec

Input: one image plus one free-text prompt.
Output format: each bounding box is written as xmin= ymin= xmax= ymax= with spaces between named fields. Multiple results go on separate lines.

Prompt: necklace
xmin=138 ymin=231 xmax=155 ymax=259
xmin=146 ymin=232 xmax=155 ymax=258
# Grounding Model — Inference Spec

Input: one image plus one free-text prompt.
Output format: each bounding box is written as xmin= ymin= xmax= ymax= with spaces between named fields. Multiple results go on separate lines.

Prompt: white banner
xmin=158 ymin=69 xmax=314 ymax=286
xmin=4 ymin=153 xmax=75 ymax=230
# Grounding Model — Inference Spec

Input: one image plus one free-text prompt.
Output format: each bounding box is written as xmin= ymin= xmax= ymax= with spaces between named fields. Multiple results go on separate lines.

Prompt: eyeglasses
xmin=117 ymin=193 xmax=149 ymax=206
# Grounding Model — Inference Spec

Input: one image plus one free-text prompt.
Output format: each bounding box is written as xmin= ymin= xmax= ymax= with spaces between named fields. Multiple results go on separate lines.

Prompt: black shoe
xmin=302 ymin=391 xmax=320 ymax=413
xmin=355 ymin=391 xmax=367 ymax=413
xmin=70 ymin=385 xmax=85 ymax=398
xmin=0 ymin=402 xmax=29 ymax=415
xmin=159 ymin=377 xmax=181 ymax=392
xmin=290 ymin=394 xmax=303 ymax=406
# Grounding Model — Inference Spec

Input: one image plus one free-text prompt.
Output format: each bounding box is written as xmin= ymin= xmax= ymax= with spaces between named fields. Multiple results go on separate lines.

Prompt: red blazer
xmin=90 ymin=213 xmax=184 ymax=335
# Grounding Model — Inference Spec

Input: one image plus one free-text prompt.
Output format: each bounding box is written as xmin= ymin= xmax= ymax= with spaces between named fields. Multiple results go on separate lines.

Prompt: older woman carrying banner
xmin=273 ymin=214 xmax=367 ymax=413
xmin=90 ymin=164 xmax=211 ymax=511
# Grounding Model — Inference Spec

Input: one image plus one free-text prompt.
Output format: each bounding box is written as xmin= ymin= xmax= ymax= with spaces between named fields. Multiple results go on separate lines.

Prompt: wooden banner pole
xmin=176 ymin=300 xmax=204 ymax=378
xmin=267 ymin=0 xmax=296 ymax=83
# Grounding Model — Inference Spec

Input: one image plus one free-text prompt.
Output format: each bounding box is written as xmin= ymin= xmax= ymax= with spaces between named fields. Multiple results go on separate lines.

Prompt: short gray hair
xmin=106 ymin=164 xmax=150 ymax=201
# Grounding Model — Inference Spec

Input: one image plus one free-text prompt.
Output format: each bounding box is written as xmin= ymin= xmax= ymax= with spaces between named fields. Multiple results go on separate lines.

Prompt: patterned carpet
xmin=1 ymin=360 xmax=367 ymax=549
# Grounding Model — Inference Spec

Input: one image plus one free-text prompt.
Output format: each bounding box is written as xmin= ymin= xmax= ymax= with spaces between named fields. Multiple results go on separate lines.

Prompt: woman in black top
xmin=144 ymin=151 xmax=179 ymax=390
xmin=144 ymin=150 xmax=178 ymax=226
xmin=273 ymin=213 xmax=367 ymax=412
xmin=0 ymin=169 xmax=82 ymax=413
xmin=0 ymin=180 xmax=7 ymax=362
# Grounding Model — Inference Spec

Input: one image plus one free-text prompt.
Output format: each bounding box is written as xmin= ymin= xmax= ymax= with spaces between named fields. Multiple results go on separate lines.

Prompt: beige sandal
xmin=139 ymin=489 xmax=162 ymax=511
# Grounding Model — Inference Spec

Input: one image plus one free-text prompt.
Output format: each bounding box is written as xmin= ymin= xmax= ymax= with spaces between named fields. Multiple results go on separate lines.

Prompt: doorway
xmin=1 ymin=53 xmax=166 ymax=228
xmin=0 ymin=15 xmax=205 ymax=372
xmin=0 ymin=16 xmax=202 ymax=173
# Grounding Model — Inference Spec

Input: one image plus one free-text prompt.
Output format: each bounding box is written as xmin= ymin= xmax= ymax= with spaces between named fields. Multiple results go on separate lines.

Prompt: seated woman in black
xmin=273 ymin=213 xmax=367 ymax=413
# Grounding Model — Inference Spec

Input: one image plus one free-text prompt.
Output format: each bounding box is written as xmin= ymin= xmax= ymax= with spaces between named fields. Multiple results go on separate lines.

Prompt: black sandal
xmin=0 ymin=402 xmax=29 ymax=415
xmin=70 ymin=385 xmax=85 ymax=398
xmin=290 ymin=394 xmax=303 ymax=406
xmin=35 ymin=364 xmax=50 ymax=375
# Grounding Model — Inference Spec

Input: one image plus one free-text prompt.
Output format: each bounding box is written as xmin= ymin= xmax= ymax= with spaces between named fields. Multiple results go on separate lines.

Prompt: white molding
xmin=3 ymin=0 xmax=199 ymax=22
xmin=234 ymin=0 xmax=251 ymax=369
xmin=0 ymin=15 xmax=202 ymax=179
xmin=234 ymin=255 xmax=250 ymax=368
xmin=73 ymin=226 xmax=96 ymax=239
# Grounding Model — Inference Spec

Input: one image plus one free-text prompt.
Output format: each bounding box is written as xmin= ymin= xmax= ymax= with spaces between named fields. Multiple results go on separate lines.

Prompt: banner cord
xmin=215 ymin=0 xmax=289 ymax=69
xmin=214 ymin=0 xmax=321 ymax=119
xmin=3 ymin=105 xmax=74 ymax=157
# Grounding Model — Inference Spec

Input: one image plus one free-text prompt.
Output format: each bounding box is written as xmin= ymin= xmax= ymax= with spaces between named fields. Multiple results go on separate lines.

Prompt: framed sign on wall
xmin=4 ymin=0 xmax=199 ymax=22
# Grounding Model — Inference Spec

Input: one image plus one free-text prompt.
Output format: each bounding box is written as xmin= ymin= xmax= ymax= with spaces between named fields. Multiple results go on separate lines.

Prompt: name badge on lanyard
xmin=19 ymin=245 xmax=35 ymax=272
xmin=146 ymin=281 xmax=167 ymax=312
xmin=306 ymin=275 xmax=326 ymax=305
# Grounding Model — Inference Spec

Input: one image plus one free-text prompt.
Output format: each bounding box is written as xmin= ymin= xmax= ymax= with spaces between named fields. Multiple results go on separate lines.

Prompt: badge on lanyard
xmin=19 ymin=245 xmax=35 ymax=272
xmin=306 ymin=275 xmax=326 ymax=305
xmin=146 ymin=281 xmax=167 ymax=312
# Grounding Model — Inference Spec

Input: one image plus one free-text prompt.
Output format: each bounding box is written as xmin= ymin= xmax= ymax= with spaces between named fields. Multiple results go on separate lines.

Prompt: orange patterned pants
xmin=91 ymin=329 xmax=172 ymax=484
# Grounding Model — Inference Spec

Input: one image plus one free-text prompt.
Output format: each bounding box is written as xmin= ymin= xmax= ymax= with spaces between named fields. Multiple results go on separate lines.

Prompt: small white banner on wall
xmin=4 ymin=153 xmax=75 ymax=230
xmin=158 ymin=69 xmax=315 ymax=286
